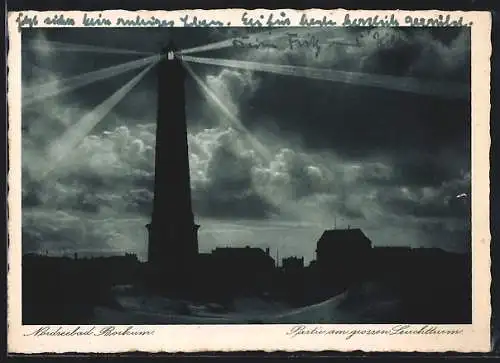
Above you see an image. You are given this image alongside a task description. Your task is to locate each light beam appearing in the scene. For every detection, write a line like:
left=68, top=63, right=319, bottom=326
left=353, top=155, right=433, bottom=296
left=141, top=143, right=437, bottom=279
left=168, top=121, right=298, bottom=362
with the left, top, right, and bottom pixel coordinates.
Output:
left=23, top=40, right=155, bottom=56
left=23, top=54, right=161, bottom=107
left=179, top=28, right=302, bottom=55
left=36, top=61, right=158, bottom=181
left=182, top=60, right=273, bottom=162
left=181, top=55, right=469, bottom=100
left=182, top=61, right=313, bottom=221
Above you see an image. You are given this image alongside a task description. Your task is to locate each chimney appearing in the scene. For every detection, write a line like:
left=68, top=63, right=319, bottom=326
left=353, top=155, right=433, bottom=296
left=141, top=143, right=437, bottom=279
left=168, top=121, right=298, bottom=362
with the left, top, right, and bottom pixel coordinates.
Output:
left=266, top=247, right=270, bottom=256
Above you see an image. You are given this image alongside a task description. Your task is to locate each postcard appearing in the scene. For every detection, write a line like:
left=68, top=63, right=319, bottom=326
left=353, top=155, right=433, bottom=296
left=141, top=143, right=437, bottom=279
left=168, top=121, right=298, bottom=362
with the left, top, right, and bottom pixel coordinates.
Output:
left=7, top=9, right=491, bottom=353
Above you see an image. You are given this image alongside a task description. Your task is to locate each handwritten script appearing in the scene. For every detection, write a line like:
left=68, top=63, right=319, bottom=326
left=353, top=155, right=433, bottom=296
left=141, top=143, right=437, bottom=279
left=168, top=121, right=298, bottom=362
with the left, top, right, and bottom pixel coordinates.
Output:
left=231, top=29, right=418, bottom=58
left=286, top=325, right=464, bottom=340
left=232, top=32, right=325, bottom=57
left=24, top=325, right=155, bottom=337
left=14, top=11, right=472, bottom=31
left=23, top=324, right=464, bottom=340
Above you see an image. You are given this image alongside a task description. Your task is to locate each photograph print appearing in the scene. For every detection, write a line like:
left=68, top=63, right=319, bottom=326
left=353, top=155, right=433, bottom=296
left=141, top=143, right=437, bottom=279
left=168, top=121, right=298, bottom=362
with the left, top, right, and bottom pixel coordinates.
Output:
left=20, top=26, right=472, bottom=325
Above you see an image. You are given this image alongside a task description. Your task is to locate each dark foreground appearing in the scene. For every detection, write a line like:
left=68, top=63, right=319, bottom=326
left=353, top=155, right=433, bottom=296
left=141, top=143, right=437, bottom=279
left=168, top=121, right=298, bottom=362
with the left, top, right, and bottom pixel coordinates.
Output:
left=22, top=247, right=471, bottom=324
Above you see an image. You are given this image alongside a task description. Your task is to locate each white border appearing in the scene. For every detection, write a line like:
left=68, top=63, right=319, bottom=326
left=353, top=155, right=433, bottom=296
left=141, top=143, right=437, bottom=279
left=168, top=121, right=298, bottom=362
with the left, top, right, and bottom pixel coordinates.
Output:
left=7, top=9, right=492, bottom=353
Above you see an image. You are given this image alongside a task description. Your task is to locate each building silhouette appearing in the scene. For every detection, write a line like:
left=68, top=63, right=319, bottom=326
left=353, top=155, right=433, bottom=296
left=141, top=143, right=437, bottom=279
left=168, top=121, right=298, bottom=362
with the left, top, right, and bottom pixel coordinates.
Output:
left=282, top=256, right=304, bottom=272
left=210, top=246, right=275, bottom=271
left=196, top=246, right=276, bottom=299
left=146, top=42, right=199, bottom=291
left=210, top=246, right=275, bottom=292
left=315, top=228, right=372, bottom=290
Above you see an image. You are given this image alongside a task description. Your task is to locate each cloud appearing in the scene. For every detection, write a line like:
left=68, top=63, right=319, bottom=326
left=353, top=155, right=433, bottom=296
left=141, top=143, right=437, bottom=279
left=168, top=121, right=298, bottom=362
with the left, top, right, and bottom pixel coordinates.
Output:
left=23, top=208, right=149, bottom=259
left=188, top=127, right=279, bottom=220
left=377, top=172, right=471, bottom=220
left=23, top=123, right=156, bottom=214
left=186, top=123, right=469, bottom=229
left=407, top=28, right=470, bottom=80
left=205, top=68, right=260, bottom=113
left=210, top=29, right=472, bottom=208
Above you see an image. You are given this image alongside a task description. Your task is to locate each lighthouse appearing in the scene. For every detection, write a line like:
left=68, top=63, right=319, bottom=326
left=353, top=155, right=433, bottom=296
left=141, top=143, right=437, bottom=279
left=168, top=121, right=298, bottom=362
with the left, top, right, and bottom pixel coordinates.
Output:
left=146, top=42, right=199, bottom=291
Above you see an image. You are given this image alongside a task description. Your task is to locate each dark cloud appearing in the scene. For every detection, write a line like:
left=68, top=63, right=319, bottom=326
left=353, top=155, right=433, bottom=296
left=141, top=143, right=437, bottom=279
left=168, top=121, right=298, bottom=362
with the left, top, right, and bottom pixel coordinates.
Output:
left=362, top=38, right=424, bottom=77
left=243, top=73, right=469, bottom=159
left=376, top=173, right=471, bottom=220
left=193, top=190, right=279, bottom=220
left=391, top=151, right=470, bottom=188
left=236, top=27, right=470, bottom=166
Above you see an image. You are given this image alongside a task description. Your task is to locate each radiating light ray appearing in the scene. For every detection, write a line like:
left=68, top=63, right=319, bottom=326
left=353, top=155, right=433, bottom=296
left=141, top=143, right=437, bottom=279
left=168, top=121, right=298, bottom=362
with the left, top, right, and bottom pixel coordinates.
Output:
left=181, top=55, right=469, bottom=100
left=182, top=61, right=311, bottom=221
left=23, top=40, right=155, bottom=56
left=182, top=61, right=273, bottom=162
left=23, top=55, right=161, bottom=107
left=36, top=62, right=158, bottom=181
left=183, top=57, right=377, bottom=226
left=179, top=28, right=303, bottom=55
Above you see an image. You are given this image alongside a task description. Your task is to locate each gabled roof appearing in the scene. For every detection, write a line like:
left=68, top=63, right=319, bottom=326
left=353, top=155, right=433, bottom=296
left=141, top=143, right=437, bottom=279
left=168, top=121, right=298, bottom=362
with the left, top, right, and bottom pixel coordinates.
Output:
left=317, top=228, right=372, bottom=248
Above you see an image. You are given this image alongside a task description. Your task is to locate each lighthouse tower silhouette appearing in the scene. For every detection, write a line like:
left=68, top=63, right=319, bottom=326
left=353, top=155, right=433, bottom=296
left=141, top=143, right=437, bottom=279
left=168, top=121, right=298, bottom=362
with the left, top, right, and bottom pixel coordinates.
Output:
left=146, top=42, right=199, bottom=292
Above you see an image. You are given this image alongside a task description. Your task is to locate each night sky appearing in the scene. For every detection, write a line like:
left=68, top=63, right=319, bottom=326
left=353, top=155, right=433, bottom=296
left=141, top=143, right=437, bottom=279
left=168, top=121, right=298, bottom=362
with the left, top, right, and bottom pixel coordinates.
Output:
left=20, top=27, right=471, bottom=263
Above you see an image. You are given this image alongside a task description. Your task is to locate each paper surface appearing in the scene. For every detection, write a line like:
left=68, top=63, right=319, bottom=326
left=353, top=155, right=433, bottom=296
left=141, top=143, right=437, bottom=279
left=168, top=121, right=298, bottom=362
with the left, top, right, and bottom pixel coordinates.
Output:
left=7, top=9, right=492, bottom=353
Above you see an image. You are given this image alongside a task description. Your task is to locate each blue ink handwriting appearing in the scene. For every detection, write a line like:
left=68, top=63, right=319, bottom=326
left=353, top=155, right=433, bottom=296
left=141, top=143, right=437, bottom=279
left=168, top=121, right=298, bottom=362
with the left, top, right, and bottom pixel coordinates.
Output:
left=404, top=14, right=467, bottom=27
left=241, top=11, right=291, bottom=27
left=343, top=14, right=399, bottom=27
left=116, top=16, right=174, bottom=27
left=83, top=13, right=111, bottom=26
left=15, top=13, right=38, bottom=31
left=179, top=15, right=224, bottom=27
